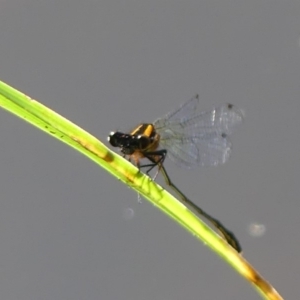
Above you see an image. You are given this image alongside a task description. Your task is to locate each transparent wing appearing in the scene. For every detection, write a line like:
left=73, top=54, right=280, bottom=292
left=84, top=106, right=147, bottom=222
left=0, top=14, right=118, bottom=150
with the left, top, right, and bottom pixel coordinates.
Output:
left=163, top=95, right=200, bottom=121
left=153, top=99, right=244, bottom=168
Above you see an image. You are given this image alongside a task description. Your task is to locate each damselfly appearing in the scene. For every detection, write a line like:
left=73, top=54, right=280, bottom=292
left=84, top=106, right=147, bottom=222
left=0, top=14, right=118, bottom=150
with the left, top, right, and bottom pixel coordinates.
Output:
left=108, top=95, right=244, bottom=252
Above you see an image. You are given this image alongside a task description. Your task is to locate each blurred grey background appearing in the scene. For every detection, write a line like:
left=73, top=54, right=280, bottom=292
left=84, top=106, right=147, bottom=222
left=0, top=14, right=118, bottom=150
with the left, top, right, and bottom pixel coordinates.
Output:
left=0, top=1, right=299, bottom=299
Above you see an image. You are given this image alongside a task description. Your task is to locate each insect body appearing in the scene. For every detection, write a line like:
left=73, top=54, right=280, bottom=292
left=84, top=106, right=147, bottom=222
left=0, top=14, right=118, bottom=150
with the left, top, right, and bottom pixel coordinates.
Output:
left=108, top=95, right=244, bottom=252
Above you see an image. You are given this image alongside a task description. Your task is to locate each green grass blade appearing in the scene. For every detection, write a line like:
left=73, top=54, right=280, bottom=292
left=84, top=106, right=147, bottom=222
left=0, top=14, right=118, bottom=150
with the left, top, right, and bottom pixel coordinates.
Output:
left=0, top=80, right=282, bottom=300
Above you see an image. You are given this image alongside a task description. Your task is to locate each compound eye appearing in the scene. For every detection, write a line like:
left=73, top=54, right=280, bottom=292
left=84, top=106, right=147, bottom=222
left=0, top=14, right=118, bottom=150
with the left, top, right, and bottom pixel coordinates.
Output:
left=107, top=132, right=120, bottom=147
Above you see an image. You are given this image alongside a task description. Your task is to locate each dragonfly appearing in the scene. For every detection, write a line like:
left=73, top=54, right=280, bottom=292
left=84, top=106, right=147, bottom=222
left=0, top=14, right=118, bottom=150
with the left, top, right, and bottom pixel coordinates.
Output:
left=108, top=95, right=244, bottom=252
